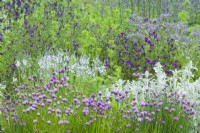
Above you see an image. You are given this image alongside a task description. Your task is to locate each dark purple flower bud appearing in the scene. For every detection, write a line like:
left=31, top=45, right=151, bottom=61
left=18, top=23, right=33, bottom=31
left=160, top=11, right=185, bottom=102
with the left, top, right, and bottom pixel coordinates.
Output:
left=190, top=111, right=195, bottom=115
left=98, top=91, right=102, bottom=97
left=59, top=69, right=65, bottom=73
left=145, top=58, right=151, bottom=64
left=52, top=72, right=56, bottom=75
left=150, top=43, right=154, bottom=47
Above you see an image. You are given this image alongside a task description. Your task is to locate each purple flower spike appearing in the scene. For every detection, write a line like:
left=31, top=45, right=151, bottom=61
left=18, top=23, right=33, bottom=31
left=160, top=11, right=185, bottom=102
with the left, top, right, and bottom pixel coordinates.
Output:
left=28, top=77, right=34, bottom=82
left=135, top=49, right=141, bottom=53
left=145, top=38, right=149, bottom=42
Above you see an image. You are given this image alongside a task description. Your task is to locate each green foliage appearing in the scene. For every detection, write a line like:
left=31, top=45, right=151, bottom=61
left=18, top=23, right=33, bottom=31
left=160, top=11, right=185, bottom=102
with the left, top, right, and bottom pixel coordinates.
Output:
left=179, top=11, right=189, bottom=23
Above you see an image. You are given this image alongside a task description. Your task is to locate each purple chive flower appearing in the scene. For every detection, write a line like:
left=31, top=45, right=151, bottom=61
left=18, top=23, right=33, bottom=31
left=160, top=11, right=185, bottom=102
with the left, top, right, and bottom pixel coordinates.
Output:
left=98, top=91, right=102, bottom=97
left=58, top=120, right=63, bottom=125
left=64, top=120, right=69, bottom=125
left=140, top=102, right=146, bottom=106
left=37, top=113, right=40, bottom=117
left=52, top=72, right=56, bottom=75
left=170, top=108, right=175, bottom=112
left=57, top=114, right=61, bottom=118
left=115, top=97, right=120, bottom=102
left=124, top=90, right=129, bottom=95
left=190, top=111, right=195, bottom=115
left=82, top=108, right=89, bottom=116
left=165, top=107, right=169, bottom=111
left=39, top=77, right=43, bottom=82
left=74, top=99, right=80, bottom=105
left=56, top=109, right=62, bottom=114
left=28, top=77, right=34, bottom=82
left=151, top=112, right=155, bottom=115
left=156, top=109, right=160, bottom=113
left=33, top=120, right=37, bottom=124
left=47, top=99, right=52, bottom=104
left=47, top=120, right=51, bottom=125
left=66, top=130, right=70, bottom=133
left=137, top=117, right=143, bottom=122
left=174, top=117, right=178, bottom=121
